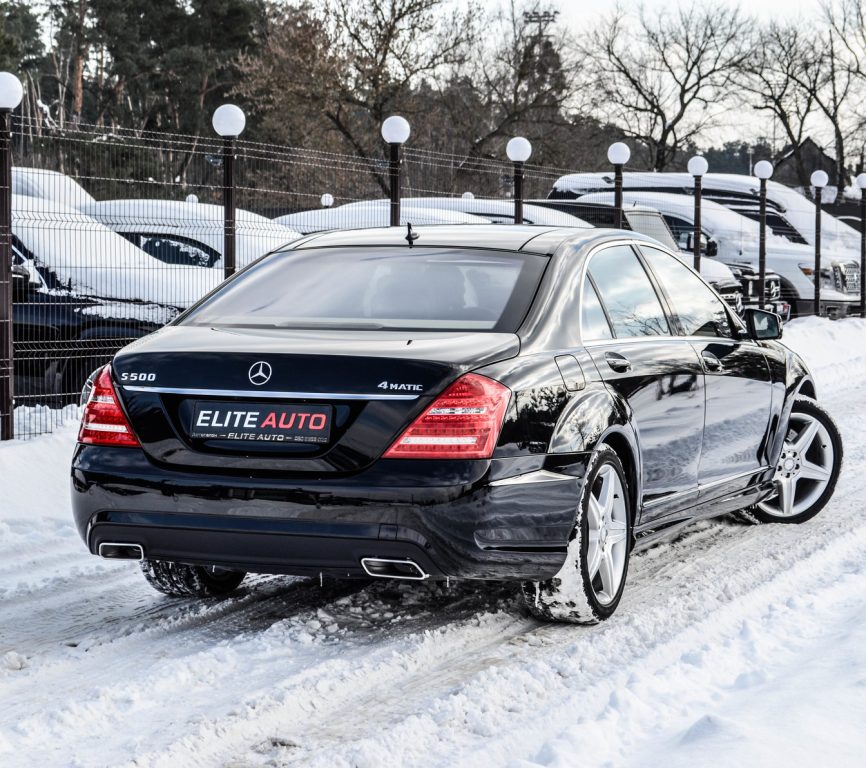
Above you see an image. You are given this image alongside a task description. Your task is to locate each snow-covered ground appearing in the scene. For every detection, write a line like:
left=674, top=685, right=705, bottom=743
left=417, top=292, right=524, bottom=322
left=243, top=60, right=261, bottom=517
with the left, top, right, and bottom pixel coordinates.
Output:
left=1, top=318, right=865, bottom=768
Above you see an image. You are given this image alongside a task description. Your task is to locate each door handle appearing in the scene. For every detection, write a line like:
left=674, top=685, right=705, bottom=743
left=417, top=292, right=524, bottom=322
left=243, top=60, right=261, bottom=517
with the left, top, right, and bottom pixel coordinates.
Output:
left=605, top=352, right=632, bottom=373
left=701, top=350, right=723, bottom=371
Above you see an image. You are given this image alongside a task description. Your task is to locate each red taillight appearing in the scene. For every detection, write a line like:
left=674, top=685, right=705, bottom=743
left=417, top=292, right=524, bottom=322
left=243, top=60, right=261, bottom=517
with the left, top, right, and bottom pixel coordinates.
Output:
left=78, top=366, right=141, bottom=448
left=384, top=373, right=511, bottom=460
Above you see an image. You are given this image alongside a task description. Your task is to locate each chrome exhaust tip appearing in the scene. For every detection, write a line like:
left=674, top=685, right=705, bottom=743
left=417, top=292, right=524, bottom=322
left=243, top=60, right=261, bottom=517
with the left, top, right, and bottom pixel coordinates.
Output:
left=360, top=557, right=429, bottom=581
left=97, top=542, right=145, bottom=561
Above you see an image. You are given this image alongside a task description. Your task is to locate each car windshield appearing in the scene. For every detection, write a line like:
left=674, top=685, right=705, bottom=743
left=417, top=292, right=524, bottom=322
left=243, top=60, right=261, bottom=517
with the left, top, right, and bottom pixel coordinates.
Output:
left=181, top=247, right=548, bottom=332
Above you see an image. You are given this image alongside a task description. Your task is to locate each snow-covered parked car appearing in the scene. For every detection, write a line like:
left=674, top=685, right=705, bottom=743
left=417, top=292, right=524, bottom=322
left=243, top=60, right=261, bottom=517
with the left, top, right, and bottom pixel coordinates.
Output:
left=13, top=195, right=221, bottom=309
left=551, top=172, right=861, bottom=317
left=274, top=202, right=491, bottom=233
left=83, top=199, right=302, bottom=270
left=11, top=196, right=179, bottom=402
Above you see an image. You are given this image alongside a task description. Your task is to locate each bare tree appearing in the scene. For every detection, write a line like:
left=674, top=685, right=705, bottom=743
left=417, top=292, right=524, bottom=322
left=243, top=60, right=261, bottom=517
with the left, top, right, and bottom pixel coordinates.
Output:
left=323, top=0, right=479, bottom=175
left=585, top=3, right=753, bottom=170
left=738, top=22, right=818, bottom=189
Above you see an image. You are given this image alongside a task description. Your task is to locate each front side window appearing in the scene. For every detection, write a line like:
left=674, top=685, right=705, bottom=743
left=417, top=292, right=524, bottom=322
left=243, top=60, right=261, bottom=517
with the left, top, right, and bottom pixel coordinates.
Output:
left=587, top=246, right=670, bottom=338
left=182, top=247, right=548, bottom=332
left=640, top=246, right=732, bottom=338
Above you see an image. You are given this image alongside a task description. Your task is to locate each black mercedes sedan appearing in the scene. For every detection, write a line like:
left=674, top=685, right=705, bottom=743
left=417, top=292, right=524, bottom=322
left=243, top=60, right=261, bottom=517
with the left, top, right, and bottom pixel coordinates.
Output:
left=71, top=225, right=842, bottom=623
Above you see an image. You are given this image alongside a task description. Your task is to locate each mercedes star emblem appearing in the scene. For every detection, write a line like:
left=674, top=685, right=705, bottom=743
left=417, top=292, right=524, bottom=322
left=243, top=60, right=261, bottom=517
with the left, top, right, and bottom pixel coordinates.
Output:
left=248, top=361, right=272, bottom=386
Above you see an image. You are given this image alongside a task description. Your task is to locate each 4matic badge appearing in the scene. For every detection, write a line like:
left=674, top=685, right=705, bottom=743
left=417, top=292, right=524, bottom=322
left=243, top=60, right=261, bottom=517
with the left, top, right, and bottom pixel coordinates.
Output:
left=377, top=380, right=424, bottom=392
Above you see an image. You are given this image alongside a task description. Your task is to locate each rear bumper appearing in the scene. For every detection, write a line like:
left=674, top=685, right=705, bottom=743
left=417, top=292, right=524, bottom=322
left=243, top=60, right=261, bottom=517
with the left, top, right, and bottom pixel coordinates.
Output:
left=71, top=446, right=589, bottom=581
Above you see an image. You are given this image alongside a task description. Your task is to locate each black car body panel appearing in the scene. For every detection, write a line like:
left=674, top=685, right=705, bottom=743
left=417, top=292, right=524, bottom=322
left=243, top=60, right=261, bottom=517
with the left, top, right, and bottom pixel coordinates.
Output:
left=71, top=225, right=812, bottom=580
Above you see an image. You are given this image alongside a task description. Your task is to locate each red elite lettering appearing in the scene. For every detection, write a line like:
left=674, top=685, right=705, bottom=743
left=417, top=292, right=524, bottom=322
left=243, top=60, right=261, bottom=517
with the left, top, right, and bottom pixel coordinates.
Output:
left=309, top=414, right=326, bottom=430
left=261, top=412, right=277, bottom=429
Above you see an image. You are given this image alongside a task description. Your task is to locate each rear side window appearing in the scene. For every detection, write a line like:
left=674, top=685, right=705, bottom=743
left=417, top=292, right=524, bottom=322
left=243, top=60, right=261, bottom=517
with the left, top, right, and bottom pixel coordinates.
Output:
left=580, top=279, right=613, bottom=340
left=181, top=247, right=548, bottom=332
left=640, top=246, right=732, bottom=338
left=588, top=246, right=670, bottom=337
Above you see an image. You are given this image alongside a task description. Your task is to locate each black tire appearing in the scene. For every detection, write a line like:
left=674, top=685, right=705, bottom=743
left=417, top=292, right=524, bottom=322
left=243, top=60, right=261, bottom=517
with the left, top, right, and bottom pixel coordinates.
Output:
left=737, top=397, right=842, bottom=525
left=521, top=445, right=633, bottom=624
left=141, top=560, right=246, bottom=597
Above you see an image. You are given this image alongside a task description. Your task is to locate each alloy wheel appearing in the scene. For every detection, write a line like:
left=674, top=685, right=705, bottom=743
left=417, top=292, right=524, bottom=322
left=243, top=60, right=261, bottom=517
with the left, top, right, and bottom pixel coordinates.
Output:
left=758, top=412, right=834, bottom=518
left=586, top=465, right=629, bottom=605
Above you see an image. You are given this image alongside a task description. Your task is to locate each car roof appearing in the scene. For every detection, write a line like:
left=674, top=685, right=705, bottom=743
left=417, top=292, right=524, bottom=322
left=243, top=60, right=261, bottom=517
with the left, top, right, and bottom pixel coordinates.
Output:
left=289, top=224, right=658, bottom=255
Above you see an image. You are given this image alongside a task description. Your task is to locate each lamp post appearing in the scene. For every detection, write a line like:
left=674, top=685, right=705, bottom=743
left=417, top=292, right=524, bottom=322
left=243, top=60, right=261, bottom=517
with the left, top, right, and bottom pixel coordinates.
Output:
left=506, top=137, right=532, bottom=224
left=381, top=116, right=410, bottom=227
left=688, top=155, right=708, bottom=273
left=811, top=169, right=829, bottom=316
left=857, top=173, right=866, bottom=319
left=320, top=193, right=334, bottom=209
left=212, top=104, right=246, bottom=281
left=754, top=160, right=774, bottom=311
left=0, top=71, right=22, bottom=441
left=607, top=142, right=630, bottom=229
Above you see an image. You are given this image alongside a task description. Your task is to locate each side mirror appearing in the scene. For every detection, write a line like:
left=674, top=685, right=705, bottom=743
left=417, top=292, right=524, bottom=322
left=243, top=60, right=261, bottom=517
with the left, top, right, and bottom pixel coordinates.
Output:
left=682, top=232, right=709, bottom=253
left=706, top=239, right=718, bottom=257
left=744, top=308, right=782, bottom=341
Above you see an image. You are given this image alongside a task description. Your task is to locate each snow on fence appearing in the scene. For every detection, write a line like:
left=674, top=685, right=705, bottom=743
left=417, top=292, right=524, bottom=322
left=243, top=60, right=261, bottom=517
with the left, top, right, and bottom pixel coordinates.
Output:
left=2, top=114, right=862, bottom=439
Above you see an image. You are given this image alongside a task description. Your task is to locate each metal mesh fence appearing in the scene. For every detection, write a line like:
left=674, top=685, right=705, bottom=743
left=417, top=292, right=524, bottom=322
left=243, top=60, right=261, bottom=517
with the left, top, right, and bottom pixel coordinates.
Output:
left=3, top=115, right=864, bottom=439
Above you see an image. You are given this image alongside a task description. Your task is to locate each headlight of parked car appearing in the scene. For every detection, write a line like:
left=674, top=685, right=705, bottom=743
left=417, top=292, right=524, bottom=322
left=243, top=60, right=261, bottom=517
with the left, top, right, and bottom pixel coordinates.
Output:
left=799, top=264, right=836, bottom=291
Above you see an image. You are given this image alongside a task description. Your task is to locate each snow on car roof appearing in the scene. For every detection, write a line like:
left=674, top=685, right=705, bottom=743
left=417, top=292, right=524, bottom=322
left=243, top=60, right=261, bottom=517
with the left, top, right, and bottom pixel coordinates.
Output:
left=385, top=197, right=594, bottom=228
left=12, top=167, right=96, bottom=209
left=274, top=203, right=493, bottom=234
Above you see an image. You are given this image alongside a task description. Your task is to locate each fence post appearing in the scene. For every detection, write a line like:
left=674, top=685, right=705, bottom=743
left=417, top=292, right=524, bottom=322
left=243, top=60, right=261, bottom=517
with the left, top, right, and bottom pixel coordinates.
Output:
left=212, top=104, right=246, bottom=280
left=754, top=161, right=774, bottom=311
left=0, top=72, right=22, bottom=441
left=381, top=116, right=410, bottom=227
left=811, top=170, right=828, bottom=316
left=506, top=137, right=532, bottom=224
left=607, top=142, right=630, bottom=229
left=857, top=173, right=866, bottom=319
left=688, top=156, right=708, bottom=273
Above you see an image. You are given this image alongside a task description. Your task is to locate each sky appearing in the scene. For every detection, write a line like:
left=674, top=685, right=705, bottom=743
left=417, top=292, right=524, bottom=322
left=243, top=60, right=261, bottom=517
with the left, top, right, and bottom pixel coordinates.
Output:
left=546, top=0, right=830, bottom=149
left=553, top=0, right=821, bottom=25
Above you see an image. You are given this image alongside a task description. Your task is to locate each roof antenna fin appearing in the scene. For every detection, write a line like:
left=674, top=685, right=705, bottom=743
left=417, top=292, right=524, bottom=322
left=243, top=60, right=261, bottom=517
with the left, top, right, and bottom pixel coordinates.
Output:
left=405, top=222, right=420, bottom=248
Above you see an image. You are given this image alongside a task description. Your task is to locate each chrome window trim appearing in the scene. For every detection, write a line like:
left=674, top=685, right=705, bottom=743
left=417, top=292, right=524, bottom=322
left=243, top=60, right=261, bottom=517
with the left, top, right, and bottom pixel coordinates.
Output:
left=121, top=385, right=419, bottom=401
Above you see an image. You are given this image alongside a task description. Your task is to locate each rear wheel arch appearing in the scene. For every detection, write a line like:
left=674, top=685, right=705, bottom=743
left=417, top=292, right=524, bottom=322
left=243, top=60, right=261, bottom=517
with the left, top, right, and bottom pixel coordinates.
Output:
left=597, top=429, right=640, bottom=525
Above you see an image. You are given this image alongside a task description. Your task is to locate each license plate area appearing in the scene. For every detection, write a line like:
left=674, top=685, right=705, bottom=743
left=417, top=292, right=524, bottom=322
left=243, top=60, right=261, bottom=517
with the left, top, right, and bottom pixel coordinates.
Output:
left=190, top=401, right=333, bottom=444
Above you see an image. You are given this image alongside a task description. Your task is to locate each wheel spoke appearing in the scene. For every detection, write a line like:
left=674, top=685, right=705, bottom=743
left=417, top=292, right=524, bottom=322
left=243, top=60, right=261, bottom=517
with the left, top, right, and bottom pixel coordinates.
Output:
left=586, top=539, right=602, bottom=579
left=777, top=476, right=796, bottom=516
left=587, top=496, right=604, bottom=531
left=607, top=529, right=627, bottom=546
left=792, top=418, right=820, bottom=453
left=799, top=459, right=831, bottom=483
left=598, top=548, right=616, bottom=596
left=596, top=469, right=613, bottom=517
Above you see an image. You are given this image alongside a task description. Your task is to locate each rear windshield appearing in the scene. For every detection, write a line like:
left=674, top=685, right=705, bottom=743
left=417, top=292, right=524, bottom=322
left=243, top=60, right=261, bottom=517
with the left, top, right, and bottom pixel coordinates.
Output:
left=181, top=246, right=548, bottom=332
